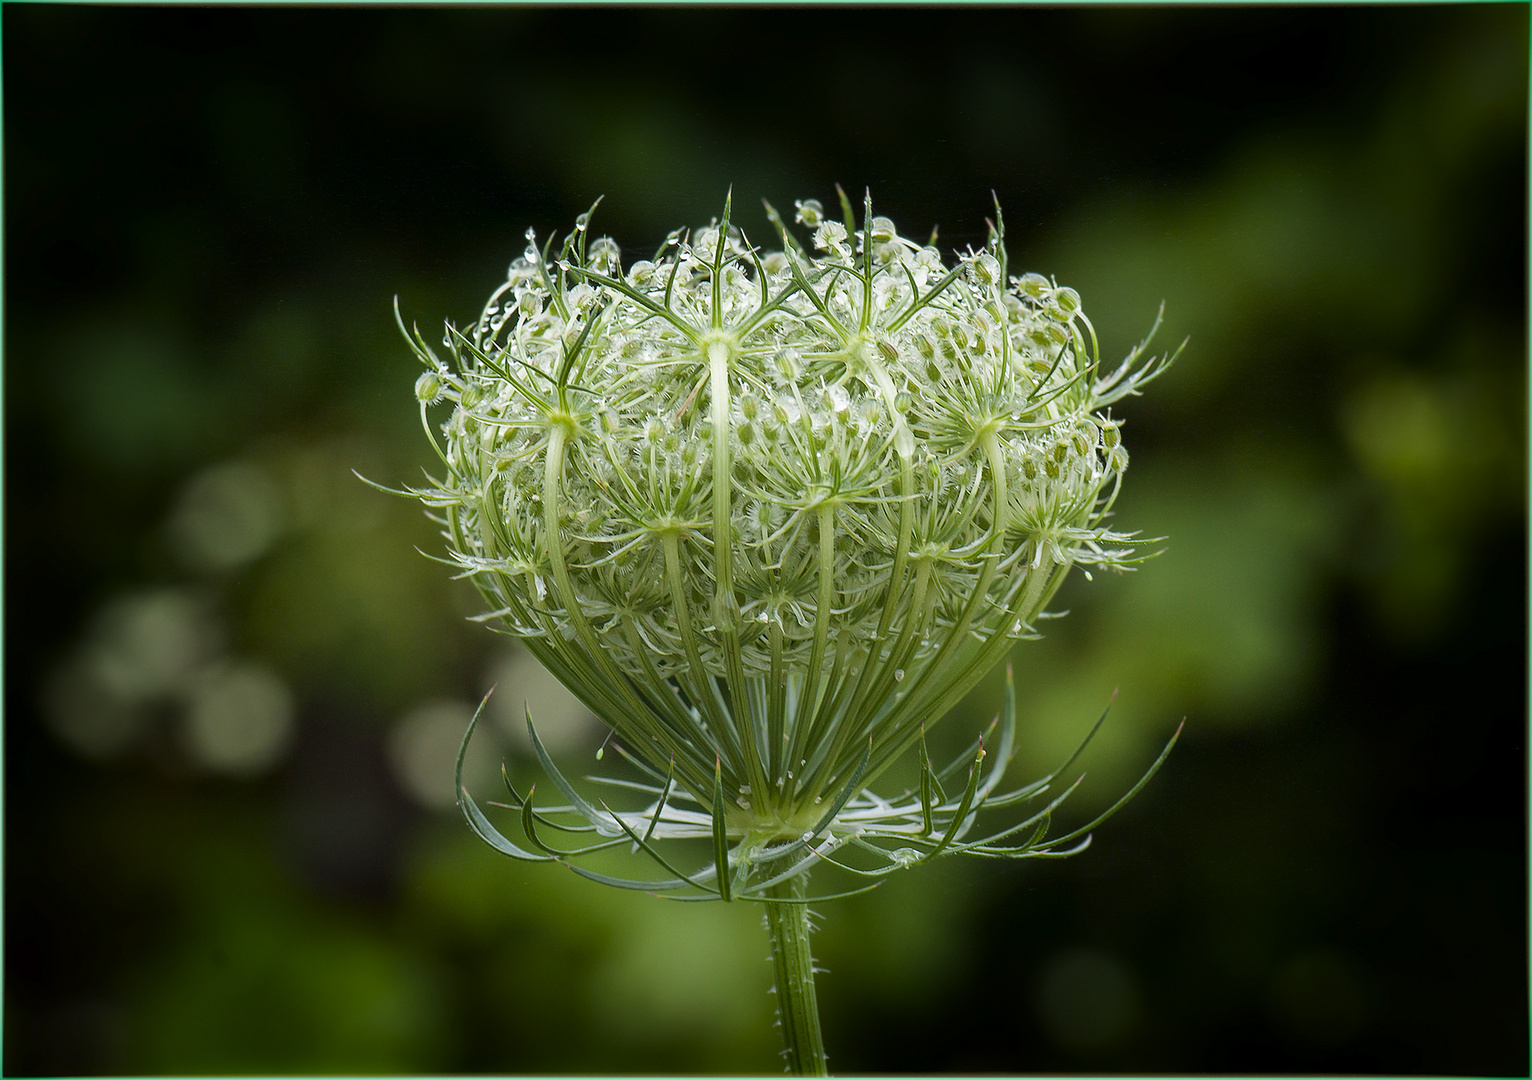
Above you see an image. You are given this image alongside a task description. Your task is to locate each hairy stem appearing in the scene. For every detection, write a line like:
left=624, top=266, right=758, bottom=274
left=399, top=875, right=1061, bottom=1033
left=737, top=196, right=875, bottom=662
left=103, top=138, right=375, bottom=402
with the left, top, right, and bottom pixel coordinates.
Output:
left=765, top=873, right=828, bottom=1076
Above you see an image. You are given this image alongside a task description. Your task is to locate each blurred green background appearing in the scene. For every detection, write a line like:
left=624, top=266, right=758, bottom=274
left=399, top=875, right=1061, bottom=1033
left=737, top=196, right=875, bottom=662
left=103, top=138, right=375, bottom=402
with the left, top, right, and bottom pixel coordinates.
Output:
left=5, top=5, right=1526, bottom=1075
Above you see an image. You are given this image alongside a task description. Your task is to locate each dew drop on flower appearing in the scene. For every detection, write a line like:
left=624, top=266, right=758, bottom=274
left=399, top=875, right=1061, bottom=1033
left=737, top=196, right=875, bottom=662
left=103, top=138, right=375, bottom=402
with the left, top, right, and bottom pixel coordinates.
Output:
left=894, top=668, right=905, bottom=681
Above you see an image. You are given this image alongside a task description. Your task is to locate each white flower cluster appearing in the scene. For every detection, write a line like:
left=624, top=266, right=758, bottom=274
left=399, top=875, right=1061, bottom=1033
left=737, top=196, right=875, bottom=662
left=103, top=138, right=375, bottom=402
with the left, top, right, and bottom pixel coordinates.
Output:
left=402, top=191, right=1171, bottom=841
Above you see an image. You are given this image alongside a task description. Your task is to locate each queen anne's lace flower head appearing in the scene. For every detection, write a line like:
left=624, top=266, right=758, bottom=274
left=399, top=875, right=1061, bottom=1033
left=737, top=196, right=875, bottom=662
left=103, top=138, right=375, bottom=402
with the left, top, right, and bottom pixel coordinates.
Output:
left=396, top=190, right=1178, bottom=900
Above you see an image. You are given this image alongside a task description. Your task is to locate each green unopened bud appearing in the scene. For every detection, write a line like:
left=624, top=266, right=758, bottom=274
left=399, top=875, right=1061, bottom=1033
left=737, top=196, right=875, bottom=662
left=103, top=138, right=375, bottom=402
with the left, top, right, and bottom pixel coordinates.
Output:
left=794, top=198, right=824, bottom=227
left=1017, top=272, right=1050, bottom=298
left=415, top=371, right=444, bottom=404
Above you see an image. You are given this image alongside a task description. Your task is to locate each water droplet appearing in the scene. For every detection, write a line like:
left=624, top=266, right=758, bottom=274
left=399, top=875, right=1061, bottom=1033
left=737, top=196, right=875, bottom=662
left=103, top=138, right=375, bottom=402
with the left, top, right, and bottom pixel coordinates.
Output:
left=894, top=668, right=905, bottom=681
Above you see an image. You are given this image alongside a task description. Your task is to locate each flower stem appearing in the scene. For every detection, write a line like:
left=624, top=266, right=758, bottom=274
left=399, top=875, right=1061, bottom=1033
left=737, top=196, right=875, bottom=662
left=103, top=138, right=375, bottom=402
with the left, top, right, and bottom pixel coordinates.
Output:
left=765, top=872, right=828, bottom=1076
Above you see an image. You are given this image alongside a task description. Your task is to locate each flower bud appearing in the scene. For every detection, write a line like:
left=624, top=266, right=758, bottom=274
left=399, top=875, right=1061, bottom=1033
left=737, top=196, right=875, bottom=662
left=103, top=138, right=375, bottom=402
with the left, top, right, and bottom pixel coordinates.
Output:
left=1017, top=272, right=1049, bottom=298
left=415, top=371, right=444, bottom=404
left=400, top=192, right=1171, bottom=875
left=813, top=221, right=847, bottom=252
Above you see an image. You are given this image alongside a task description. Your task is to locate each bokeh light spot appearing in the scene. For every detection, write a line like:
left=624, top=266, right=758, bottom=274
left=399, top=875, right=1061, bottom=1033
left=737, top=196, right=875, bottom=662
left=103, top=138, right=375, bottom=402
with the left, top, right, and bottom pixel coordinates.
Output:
left=1268, top=948, right=1373, bottom=1045
left=388, top=698, right=502, bottom=810
left=1037, top=948, right=1143, bottom=1053
left=486, top=645, right=601, bottom=755
left=183, top=660, right=295, bottom=775
left=90, top=588, right=220, bottom=702
left=168, top=458, right=285, bottom=573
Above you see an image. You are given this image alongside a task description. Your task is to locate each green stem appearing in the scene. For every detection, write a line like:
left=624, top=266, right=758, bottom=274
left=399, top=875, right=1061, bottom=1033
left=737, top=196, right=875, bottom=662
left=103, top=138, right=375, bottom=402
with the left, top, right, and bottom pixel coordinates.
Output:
left=765, top=872, right=828, bottom=1076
